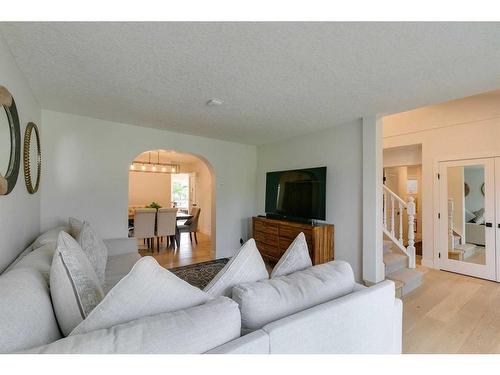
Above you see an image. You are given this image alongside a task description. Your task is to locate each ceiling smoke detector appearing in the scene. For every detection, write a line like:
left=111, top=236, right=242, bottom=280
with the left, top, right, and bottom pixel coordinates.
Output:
left=206, top=98, right=223, bottom=106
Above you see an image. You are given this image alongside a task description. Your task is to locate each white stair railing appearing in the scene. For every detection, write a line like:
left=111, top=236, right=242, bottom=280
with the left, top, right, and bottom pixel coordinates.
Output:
left=382, top=185, right=416, bottom=268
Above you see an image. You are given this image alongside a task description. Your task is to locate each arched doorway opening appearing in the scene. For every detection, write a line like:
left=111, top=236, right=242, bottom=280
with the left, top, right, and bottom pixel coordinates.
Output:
left=128, top=149, right=216, bottom=267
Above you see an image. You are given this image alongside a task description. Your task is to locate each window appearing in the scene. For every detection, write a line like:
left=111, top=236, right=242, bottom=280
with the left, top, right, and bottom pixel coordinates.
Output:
left=171, top=173, right=189, bottom=209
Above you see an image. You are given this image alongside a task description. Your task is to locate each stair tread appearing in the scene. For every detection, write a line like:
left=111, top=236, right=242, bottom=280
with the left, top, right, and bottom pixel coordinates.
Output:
left=387, top=268, right=423, bottom=284
left=383, top=252, right=407, bottom=265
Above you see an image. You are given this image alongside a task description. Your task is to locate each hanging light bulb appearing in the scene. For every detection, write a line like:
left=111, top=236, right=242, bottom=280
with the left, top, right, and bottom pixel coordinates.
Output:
left=141, top=164, right=146, bottom=171
left=130, top=164, right=135, bottom=170
left=152, top=165, right=157, bottom=172
left=162, top=166, right=167, bottom=172
left=171, top=166, right=176, bottom=173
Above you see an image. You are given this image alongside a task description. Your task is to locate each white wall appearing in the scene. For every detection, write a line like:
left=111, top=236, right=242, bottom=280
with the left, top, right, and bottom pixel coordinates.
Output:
left=41, top=110, right=257, bottom=259
left=464, top=167, right=484, bottom=212
left=186, top=160, right=212, bottom=235
left=128, top=171, right=172, bottom=208
left=383, top=92, right=500, bottom=267
left=256, top=120, right=364, bottom=280
left=0, top=36, right=41, bottom=272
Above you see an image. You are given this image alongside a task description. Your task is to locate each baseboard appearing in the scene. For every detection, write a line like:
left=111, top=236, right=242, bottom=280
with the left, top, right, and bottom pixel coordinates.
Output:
left=421, top=258, right=436, bottom=268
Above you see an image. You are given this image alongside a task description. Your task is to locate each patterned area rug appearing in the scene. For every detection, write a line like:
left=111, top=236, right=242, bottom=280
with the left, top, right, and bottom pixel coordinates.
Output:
left=169, top=258, right=229, bottom=289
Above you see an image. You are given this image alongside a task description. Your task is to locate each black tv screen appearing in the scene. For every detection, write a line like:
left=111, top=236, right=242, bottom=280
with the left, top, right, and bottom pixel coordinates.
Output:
left=265, top=167, right=326, bottom=221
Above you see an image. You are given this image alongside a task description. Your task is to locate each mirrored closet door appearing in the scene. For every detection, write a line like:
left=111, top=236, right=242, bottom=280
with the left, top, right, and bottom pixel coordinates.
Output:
left=439, top=158, right=497, bottom=281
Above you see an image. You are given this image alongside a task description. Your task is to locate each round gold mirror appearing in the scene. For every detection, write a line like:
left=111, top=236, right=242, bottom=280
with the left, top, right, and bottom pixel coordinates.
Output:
left=0, top=86, right=21, bottom=196
left=23, top=122, right=41, bottom=194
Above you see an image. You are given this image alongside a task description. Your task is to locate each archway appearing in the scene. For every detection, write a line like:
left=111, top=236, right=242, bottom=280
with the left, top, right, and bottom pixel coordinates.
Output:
left=128, top=149, right=216, bottom=267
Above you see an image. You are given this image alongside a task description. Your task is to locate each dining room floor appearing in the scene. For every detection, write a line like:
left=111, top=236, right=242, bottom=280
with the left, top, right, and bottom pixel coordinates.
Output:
left=138, top=231, right=214, bottom=269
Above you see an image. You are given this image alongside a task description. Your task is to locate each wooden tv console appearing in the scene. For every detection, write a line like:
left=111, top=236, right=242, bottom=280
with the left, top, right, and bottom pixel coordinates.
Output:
left=252, top=216, right=334, bottom=265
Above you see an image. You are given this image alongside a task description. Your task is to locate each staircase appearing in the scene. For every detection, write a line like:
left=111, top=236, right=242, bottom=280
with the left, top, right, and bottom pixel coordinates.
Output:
left=382, top=185, right=424, bottom=296
left=383, top=239, right=423, bottom=297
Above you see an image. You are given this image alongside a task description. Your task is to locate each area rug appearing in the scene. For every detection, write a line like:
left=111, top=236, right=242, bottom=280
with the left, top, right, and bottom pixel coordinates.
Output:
left=169, top=258, right=229, bottom=289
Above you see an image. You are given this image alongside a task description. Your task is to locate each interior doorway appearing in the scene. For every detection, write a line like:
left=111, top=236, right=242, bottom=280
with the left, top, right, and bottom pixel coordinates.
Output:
left=128, top=149, right=216, bottom=268
left=438, top=157, right=500, bottom=281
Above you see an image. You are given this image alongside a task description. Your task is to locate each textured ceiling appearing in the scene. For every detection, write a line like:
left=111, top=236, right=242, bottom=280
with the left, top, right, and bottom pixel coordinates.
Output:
left=1, top=22, right=500, bottom=145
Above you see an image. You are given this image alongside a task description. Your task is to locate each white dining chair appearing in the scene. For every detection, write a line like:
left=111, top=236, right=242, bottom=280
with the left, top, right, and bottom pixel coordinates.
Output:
left=178, top=207, right=201, bottom=244
left=133, top=208, right=157, bottom=250
left=156, top=207, right=178, bottom=250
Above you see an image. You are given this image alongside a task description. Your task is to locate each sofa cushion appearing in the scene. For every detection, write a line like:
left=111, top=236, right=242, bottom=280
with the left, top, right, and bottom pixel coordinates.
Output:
left=71, top=257, right=209, bottom=335
left=204, top=239, right=268, bottom=297
left=9, top=243, right=56, bottom=281
left=50, top=232, right=104, bottom=336
left=68, top=217, right=84, bottom=239
left=104, top=252, right=141, bottom=291
left=32, top=226, right=69, bottom=249
left=25, top=297, right=241, bottom=354
left=262, top=280, right=398, bottom=353
left=77, top=222, right=108, bottom=286
left=232, top=260, right=355, bottom=333
left=271, top=232, right=312, bottom=278
left=0, top=268, right=62, bottom=353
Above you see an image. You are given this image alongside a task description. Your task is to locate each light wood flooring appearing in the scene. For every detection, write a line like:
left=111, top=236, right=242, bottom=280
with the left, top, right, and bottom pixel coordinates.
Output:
left=138, top=232, right=215, bottom=269
left=403, top=265, right=500, bottom=353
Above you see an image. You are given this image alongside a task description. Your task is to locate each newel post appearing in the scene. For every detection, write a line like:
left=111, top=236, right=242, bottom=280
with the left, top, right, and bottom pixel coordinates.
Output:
left=407, top=196, right=416, bottom=268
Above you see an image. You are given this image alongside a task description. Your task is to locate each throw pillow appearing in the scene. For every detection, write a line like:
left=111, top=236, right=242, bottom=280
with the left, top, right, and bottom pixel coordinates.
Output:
left=474, top=208, right=485, bottom=225
left=77, top=222, right=108, bottom=286
left=464, top=209, right=476, bottom=223
left=50, top=232, right=104, bottom=336
left=70, top=256, right=209, bottom=335
left=68, top=217, right=84, bottom=239
left=271, top=232, right=312, bottom=278
left=204, top=239, right=269, bottom=298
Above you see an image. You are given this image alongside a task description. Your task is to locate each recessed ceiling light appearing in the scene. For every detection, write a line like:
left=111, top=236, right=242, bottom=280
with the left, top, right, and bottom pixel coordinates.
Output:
left=206, top=98, right=223, bottom=106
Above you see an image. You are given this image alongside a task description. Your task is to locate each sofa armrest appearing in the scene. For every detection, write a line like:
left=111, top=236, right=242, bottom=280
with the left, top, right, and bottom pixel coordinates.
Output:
left=103, top=238, right=138, bottom=256
left=393, top=297, right=403, bottom=353
left=205, top=329, right=270, bottom=354
left=261, top=280, right=400, bottom=353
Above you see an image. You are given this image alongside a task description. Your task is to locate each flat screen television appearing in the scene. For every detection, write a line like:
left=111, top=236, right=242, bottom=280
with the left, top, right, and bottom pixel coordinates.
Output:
left=265, top=166, right=326, bottom=222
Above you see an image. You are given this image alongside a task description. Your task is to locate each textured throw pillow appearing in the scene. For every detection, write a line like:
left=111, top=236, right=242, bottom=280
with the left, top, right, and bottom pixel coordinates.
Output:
left=68, top=217, right=84, bottom=239
left=204, top=239, right=269, bottom=298
left=464, top=209, right=476, bottom=223
left=50, top=232, right=104, bottom=336
left=271, top=232, right=312, bottom=278
left=474, top=208, right=485, bottom=225
left=233, top=260, right=356, bottom=333
left=77, top=222, right=108, bottom=286
left=70, top=256, right=209, bottom=335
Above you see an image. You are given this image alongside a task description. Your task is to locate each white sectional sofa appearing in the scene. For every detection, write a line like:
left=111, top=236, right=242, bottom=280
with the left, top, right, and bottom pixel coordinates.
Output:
left=0, top=226, right=402, bottom=354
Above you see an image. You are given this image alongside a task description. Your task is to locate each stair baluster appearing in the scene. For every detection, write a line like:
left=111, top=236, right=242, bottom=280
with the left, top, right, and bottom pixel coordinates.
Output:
left=382, top=185, right=416, bottom=269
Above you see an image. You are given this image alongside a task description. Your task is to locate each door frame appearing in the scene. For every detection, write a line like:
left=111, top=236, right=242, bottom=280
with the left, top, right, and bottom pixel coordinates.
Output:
left=438, top=157, right=496, bottom=281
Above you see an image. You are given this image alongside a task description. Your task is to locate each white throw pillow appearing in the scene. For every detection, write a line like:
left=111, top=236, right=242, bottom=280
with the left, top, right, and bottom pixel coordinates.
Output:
left=474, top=208, right=486, bottom=225
left=77, top=222, right=108, bottom=286
left=271, top=232, right=312, bottom=278
left=70, top=256, right=209, bottom=335
left=50, top=232, right=104, bottom=336
left=204, top=239, right=269, bottom=298
left=68, top=217, right=84, bottom=239
left=464, top=209, right=476, bottom=223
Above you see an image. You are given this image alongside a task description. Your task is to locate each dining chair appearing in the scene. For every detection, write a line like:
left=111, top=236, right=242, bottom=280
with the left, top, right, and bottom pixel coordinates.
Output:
left=178, top=207, right=201, bottom=244
left=133, top=208, right=157, bottom=250
left=156, top=207, right=178, bottom=251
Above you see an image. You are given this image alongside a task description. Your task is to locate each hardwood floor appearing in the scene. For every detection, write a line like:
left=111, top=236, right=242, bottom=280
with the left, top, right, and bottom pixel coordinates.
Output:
left=403, top=265, right=500, bottom=353
left=138, top=232, right=215, bottom=269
